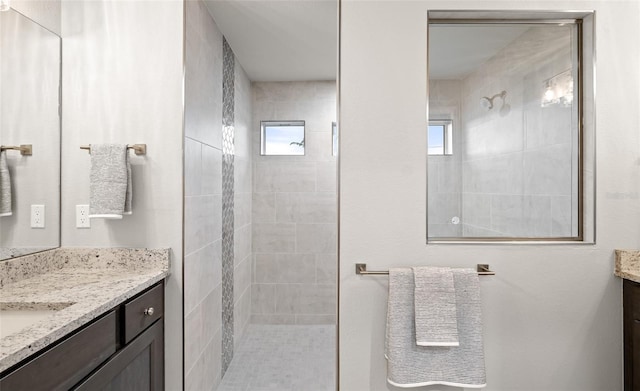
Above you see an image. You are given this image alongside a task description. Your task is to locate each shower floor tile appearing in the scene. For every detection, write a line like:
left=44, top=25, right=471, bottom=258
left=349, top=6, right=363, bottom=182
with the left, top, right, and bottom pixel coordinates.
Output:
left=217, top=324, right=336, bottom=391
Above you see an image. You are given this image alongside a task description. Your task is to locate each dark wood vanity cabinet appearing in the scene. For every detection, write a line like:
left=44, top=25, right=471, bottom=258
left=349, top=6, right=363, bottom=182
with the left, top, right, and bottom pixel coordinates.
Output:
left=73, top=319, right=163, bottom=390
left=0, top=281, right=164, bottom=391
left=624, top=279, right=640, bottom=391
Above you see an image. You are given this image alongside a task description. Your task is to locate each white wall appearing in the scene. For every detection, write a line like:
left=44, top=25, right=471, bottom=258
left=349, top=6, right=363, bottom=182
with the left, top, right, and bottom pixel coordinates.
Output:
left=11, top=0, right=60, bottom=35
left=339, top=1, right=640, bottom=390
left=60, top=1, right=183, bottom=389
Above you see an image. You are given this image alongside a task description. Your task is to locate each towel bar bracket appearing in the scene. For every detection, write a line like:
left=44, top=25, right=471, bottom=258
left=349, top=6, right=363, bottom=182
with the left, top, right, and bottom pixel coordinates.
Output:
left=0, top=144, right=32, bottom=156
left=355, top=263, right=495, bottom=276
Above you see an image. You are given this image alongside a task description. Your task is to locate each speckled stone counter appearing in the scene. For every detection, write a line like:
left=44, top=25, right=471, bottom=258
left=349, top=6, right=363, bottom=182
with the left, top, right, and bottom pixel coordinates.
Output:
left=0, top=248, right=170, bottom=373
left=614, top=250, right=640, bottom=283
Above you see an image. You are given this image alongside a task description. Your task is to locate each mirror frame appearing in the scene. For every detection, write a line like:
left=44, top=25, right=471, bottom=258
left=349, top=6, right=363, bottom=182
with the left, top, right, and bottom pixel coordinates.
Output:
left=426, top=10, right=595, bottom=244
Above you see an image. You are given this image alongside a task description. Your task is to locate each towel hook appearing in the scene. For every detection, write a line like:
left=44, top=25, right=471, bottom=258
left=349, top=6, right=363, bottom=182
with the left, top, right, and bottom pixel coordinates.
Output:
left=0, top=144, right=32, bottom=156
left=80, top=144, right=147, bottom=155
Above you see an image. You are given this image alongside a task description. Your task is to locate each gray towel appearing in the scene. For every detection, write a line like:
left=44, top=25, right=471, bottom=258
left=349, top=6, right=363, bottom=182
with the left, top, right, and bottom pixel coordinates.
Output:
left=89, top=144, right=132, bottom=219
left=386, top=268, right=486, bottom=388
left=412, top=266, right=459, bottom=346
left=0, top=151, right=12, bottom=217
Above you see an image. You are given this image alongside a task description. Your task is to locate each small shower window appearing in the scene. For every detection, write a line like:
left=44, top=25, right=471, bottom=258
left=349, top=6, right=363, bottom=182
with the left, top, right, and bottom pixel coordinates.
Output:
left=261, top=121, right=305, bottom=156
left=428, top=120, right=453, bottom=155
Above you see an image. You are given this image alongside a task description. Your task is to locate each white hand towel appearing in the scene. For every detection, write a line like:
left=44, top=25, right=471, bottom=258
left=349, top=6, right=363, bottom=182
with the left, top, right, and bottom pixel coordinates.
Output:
left=89, top=144, right=132, bottom=219
left=386, top=268, right=486, bottom=388
left=412, top=266, right=459, bottom=346
left=0, top=151, right=12, bottom=217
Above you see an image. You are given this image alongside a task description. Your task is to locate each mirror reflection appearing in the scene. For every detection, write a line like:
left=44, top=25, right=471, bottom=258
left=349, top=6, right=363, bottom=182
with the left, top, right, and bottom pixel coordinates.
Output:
left=427, top=19, right=584, bottom=240
left=0, top=9, right=61, bottom=260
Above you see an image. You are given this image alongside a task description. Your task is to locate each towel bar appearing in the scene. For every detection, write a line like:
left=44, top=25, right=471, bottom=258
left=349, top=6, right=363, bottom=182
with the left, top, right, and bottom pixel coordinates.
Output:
left=80, top=144, right=147, bottom=155
left=0, top=145, right=32, bottom=156
left=355, top=263, right=495, bottom=276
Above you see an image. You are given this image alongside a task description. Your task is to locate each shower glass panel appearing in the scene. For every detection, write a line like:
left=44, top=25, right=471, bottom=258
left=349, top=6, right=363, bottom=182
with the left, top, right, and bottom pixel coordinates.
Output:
left=427, top=12, right=595, bottom=242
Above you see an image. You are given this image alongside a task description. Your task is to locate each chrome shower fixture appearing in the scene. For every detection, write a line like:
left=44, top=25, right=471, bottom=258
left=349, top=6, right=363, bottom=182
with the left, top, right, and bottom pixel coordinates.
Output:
left=480, top=90, right=507, bottom=110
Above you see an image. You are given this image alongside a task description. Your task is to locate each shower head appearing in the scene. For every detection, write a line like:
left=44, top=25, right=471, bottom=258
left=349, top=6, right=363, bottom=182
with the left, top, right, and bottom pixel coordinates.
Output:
left=480, top=96, right=493, bottom=110
left=481, top=90, right=508, bottom=111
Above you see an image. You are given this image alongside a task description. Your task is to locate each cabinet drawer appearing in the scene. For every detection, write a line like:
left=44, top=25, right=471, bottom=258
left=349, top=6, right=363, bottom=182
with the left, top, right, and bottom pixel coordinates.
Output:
left=0, top=310, right=117, bottom=391
left=124, top=282, right=164, bottom=344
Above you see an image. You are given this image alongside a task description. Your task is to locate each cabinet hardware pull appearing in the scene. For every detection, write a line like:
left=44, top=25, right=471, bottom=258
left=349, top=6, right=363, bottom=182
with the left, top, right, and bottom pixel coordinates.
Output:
left=144, top=307, right=155, bottom=316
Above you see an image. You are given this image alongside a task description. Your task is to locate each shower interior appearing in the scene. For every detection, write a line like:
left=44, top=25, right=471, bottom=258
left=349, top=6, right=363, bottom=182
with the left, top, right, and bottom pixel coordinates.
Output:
left=221, top=80, right=338, bottom=391
left=183, top=2, right=337, bottom=389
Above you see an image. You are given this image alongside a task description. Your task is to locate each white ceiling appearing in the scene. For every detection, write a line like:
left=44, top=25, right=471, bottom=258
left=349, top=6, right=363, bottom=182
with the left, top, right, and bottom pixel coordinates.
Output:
left=202, top=3, right=527, bottom=83
left=429, top=25, right=529, bottom=79
left=204, top=0, right=338, bottom=82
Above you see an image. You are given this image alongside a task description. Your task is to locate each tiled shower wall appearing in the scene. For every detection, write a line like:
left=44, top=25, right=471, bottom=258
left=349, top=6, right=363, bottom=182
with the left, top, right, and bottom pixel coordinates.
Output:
left=184, top=1, right=251, bottom=389
left=427, top=79, right=462, bottom=237
left=460, top=26, right=576, bottom=237
left=251, top=81, right=337, bottom=325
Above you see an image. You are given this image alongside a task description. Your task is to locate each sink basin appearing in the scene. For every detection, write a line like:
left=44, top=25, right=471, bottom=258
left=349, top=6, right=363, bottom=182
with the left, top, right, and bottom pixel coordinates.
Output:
left=0, top=303, right=74, bottom=339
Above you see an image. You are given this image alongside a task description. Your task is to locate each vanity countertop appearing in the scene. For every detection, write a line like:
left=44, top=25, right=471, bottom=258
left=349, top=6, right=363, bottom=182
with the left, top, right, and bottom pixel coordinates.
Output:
left=615, top=250, right=640, bottom=283
left=0, top=248, right=170, bottom=373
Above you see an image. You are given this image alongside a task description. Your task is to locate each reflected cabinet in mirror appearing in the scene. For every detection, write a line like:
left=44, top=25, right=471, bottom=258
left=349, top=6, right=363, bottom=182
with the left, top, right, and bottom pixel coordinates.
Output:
left=0, top=9, right=61, bottom=259
left=427, top=11, right=595, bottom=242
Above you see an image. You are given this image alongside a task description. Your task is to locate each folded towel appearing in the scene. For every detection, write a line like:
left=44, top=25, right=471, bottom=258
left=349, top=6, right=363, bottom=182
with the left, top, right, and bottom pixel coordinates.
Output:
left=0, top=151, right=12, bottom=217
left=412, top=266, right=459, bottom=346
left=89, top=144, right=132, bottom=219
left=386, top=268, right=486, bottom=388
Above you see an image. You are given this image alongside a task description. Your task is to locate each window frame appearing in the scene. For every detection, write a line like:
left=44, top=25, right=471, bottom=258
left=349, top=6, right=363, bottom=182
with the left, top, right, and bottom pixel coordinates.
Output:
left=428, top=119, right=453, bottom=156
left=260, top=120, right=306, bottom=156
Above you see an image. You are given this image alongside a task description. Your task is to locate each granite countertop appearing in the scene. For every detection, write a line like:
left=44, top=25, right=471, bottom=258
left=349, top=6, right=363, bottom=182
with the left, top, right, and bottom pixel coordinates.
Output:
left=0, top=248, right=170, bottom=373
left=615, top=250, right=640, bottom=283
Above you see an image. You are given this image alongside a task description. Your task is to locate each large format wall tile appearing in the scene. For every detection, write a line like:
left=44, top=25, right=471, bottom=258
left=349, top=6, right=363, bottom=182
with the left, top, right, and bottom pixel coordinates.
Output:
left=296, top=224, right=337, bottom=254
left=184, top=0, right=252, bottom=387
left=254, top=253, right=317, bottom=284
left=275, top=284, right=337, bottom=314
left=184, top=0, right=222, bottom=148
left=254, top=162, right=317, bottom=192
left=251, top=81, right=337, bottom=325
left=276, top=193, right=337, bottom=223
left=202, top=145, right=223, bottom=196
left=184, top=240, right=222, bottom=314
left=184, top=194, right=222, bottom=255
left=253, top=223, right=296, bottom=253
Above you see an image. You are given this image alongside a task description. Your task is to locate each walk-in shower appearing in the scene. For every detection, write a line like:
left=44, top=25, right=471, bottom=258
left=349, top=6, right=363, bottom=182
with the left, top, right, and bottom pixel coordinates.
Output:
left=183, top=1, right=338, bottom=390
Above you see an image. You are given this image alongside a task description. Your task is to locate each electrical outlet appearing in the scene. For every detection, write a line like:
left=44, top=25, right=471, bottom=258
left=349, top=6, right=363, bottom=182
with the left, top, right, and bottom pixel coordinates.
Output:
left=76, top=205, right=90, bottom=228
left=31, top=205, right=45, bottom=228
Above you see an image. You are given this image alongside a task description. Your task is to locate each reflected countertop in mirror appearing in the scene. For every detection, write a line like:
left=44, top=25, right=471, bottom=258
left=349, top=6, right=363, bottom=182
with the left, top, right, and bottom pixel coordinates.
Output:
left=0, top=8, right=61, bottom=260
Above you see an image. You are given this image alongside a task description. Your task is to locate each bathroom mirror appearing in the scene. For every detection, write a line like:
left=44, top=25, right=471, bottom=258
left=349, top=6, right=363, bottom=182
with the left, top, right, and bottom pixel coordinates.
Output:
left=427, top=11, right=594, bottom=242
left=0, top=8, right=61, bottom=260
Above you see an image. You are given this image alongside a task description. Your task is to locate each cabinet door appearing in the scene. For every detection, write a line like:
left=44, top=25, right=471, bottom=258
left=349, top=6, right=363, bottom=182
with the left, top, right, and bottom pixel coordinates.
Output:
left=74, top=320, right=164, bottom=391
left=634, top=320, right=640, bottom=391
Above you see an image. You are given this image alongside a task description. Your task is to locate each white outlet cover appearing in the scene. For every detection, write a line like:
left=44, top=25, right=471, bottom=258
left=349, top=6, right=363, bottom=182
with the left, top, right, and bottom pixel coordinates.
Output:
left=76, top=205, right=90, bottom=228
left=30, top=205, right=45, bottom=228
